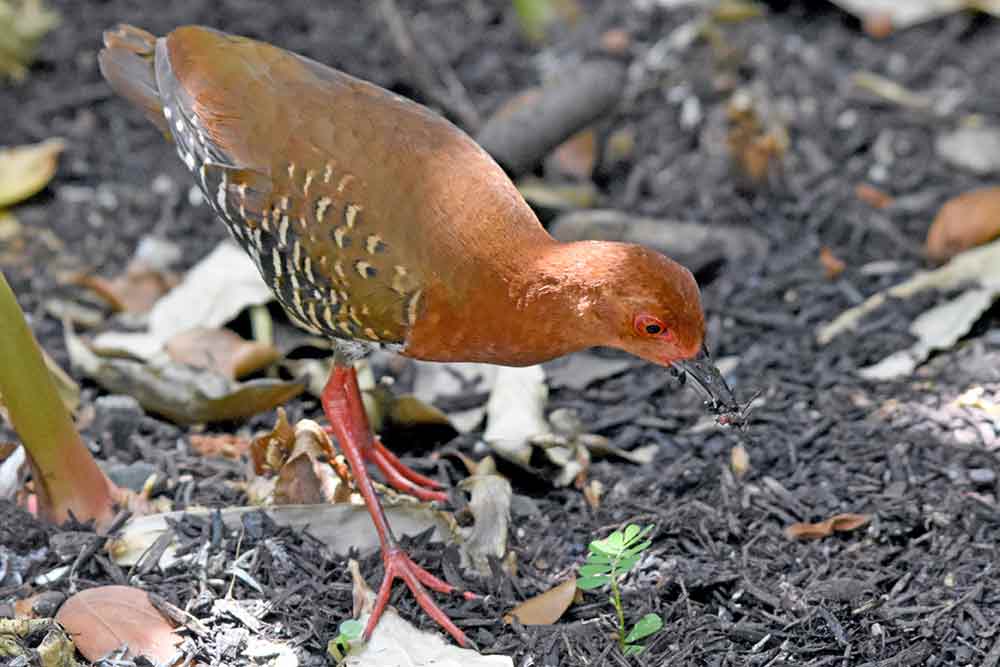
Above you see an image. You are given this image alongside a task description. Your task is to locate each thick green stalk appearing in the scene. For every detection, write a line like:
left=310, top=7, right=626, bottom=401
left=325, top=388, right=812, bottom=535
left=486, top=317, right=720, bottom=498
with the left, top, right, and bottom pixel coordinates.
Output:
left=0, top=271, right=117, bottom=526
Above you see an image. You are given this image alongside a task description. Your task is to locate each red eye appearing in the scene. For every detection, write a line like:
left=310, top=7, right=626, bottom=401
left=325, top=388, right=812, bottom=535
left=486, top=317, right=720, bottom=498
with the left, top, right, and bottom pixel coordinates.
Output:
left=634, top=314, right=669, bottom=338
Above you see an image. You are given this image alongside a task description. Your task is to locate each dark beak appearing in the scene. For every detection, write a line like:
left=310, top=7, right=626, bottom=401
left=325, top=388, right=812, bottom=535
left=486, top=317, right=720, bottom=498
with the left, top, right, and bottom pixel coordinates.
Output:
left=674, top=344, right=739, bottom=414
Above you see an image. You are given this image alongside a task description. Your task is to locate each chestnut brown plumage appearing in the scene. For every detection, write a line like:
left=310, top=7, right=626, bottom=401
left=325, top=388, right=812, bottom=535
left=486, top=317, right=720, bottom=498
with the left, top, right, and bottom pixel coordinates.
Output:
left=99, top=24, right=736, bottom=645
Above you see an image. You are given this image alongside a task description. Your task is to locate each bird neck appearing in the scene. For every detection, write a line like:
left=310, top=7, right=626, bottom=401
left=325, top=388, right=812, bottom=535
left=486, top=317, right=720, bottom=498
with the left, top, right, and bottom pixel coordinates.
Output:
left=404, top=240, right=619, bottom=366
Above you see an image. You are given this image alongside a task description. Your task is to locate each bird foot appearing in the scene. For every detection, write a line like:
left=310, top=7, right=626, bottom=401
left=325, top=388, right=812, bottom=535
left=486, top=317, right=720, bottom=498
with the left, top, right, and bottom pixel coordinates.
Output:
left=324, top=426, right=448, bottom=503
left=365, top=546, right=471, bottom=646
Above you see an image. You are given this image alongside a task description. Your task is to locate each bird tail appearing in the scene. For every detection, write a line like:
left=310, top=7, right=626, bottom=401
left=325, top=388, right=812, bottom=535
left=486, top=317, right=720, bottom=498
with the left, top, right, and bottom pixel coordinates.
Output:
left=98, top=24, right=169, bottom=135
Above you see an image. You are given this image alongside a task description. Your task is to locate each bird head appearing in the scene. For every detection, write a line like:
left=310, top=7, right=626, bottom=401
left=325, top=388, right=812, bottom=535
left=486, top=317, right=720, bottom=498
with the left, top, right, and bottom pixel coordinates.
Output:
left=593, top=244, right=739, bottom=413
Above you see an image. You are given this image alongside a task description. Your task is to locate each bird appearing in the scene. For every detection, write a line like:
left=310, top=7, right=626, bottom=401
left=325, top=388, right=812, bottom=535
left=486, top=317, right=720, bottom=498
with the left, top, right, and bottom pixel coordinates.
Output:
left=98, top=24, right=739, bottom=647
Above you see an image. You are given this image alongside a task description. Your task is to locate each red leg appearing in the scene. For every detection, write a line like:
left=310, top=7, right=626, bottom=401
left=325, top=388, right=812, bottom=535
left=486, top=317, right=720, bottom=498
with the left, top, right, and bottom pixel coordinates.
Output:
left=322, top=431, right=446, bottom=501
left=321, top=364, right=469, bottom=646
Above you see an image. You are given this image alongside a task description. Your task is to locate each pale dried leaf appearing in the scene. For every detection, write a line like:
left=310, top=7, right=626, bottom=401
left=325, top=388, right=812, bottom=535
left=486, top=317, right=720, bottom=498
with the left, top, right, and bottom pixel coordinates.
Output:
left=0, top=443, right=26, bottom=501
left=411, top=361, right=498, bottom=433
left=0, top=139, right=63, bottom=208
left=936, top=125, right=1000, bottom=174
left=484, top=365, right=549, bottom=467
left=54, top=585, right=182, bottom=662
left=0, top=0, right=60, bottom=80
left=91, top=241, right=274, bottom=360
left=503, top=578, right=577, bottom=625
left=731, top=443, right=750, bottom=478
left=828, top=0, right=1000, bottom=30
left=818, top=237, right=1000, bottom=345
left=858, top=288, right=999, bottom=380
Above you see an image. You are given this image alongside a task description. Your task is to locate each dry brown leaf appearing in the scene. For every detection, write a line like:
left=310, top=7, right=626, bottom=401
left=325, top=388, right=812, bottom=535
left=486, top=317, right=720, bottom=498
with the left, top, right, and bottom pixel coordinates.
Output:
left=54, top=585, right=182, bottom=662
left=550, top=128, right=597, bottom=180
left=862, top=11, right=894, bottom=38
left=189, top=433, right=250, bottom=460
left=926, top=186, right=1000, bottom=263
left=275, top=452, right=326, bottom=505
left=819, top=247, right=847, bottom=279
left=0, top=138, right=64, bottom=208
left=785, top=513, right=871, bottom=540
left=503, top=577, right=577, bottom=625
left=855, top=182, right=893, bottom=209
left=727, top=97, right=787, bottom=186
left=166, top=326, right=280, bottom=379
left=72, top=261, right=176, bottom=314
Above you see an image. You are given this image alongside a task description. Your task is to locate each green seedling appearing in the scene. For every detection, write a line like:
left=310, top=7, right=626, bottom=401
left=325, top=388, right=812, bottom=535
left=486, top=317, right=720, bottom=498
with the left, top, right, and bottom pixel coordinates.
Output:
left=0, top=271, right=119, bottom=527
left=326, top=619, right=364, bottom=663
left=578, top=524, right=663, bottom=656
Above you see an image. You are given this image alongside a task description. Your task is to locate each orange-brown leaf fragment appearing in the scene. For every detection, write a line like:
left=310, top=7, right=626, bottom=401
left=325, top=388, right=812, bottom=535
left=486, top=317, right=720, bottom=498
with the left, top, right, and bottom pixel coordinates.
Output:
left=785, top=513, right=871, bottom=540
left=166, top=326, right=280, bottom=380
left=551, top=129, right=597, bottom=180
left=863, top=11, right=894, bottom=39
left=504, top=577, right=577, bottom=625
left=855, top=182, right=893, bottom=209
left=926, top=186, right=1000, bottom=263
left=819, top=246, right=846, bottom=279
left=55, top=585, right=182, bottom=662
left=189, top=433, right=250, bottom=460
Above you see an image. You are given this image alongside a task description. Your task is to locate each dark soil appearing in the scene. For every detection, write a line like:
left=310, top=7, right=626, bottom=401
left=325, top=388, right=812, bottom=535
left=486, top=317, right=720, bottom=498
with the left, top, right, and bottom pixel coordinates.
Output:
left=3, top=1, right=1000, bottom=666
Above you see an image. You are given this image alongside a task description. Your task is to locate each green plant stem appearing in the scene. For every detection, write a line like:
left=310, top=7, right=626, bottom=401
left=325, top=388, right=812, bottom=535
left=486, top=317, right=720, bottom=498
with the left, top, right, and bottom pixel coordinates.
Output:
left=610, top=572, right=626, bottom=650
left=0, top=271, right=117, bottom=526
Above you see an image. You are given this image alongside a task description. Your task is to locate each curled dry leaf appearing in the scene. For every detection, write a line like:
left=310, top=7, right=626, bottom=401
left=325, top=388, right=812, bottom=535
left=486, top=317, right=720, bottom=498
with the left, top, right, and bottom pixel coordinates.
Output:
left=785, top=513, right=871, bottom=540
left=250, top=410, right=349, bottom=505
left=274, top=420, right=345, bottom=505
left=458, top=458, right=512, bottom=576
left=166, top=326, right=280, bottom=379
left=0, top=138, right=64, bottom=208
left=819, top=247, right=846, bottom=279
left=72, top=261, right=176, bottom=314
left=926, top=186, right=1000, bottom=264
left=250, top=407, right=296, bottom=475
left=503, top=577, right=577, bottom=625
left=54, top=585, right=182, bottom=662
